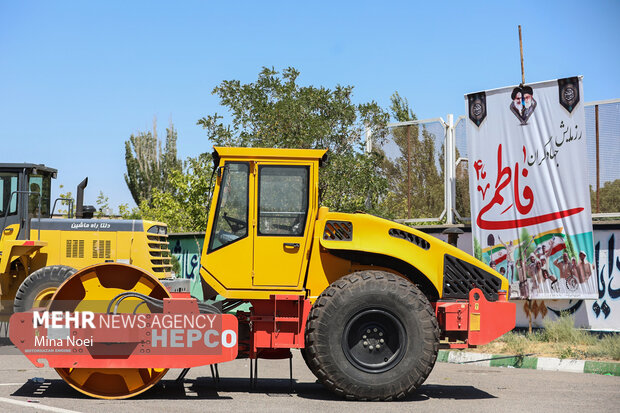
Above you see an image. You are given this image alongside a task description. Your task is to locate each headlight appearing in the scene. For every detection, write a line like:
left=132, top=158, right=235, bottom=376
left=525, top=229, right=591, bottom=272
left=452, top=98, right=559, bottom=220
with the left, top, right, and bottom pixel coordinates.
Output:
left=147, top=225, right=168, bottom=235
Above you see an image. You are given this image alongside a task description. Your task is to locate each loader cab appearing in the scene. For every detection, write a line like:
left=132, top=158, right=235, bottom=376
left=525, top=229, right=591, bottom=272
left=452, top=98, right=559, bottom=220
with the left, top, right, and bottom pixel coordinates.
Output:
left=0, top=163, right=56, bottom=240
left=201, top=147, right=327, bottom=299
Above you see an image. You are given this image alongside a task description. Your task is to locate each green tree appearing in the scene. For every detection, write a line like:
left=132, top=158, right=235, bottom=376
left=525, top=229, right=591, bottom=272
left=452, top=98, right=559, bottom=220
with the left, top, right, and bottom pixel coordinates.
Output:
left=95, top=191, right=109, bottom=218
left=124, top=117, right=183, bottom=206
left=55, top=185, right=73, bottom=217
left=454, top=153, right=470, bottom=220
left=591, top=179, right=620, bottom=215
left=139, top=153, right=214, bottom=232
left=118, top=203, right=142, bottom=219
left=90, top=191, right=142, bottom=219
left=197, top=67, right=390, bottom=213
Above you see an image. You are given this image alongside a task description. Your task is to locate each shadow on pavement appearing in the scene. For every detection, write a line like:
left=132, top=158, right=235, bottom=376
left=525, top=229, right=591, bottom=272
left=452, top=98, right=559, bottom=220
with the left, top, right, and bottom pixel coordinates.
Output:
left=10, top=375, right=496, bottom=402
left=295, top=383, right=496, bottom=402
left=417, top=384, right=497, bottom=400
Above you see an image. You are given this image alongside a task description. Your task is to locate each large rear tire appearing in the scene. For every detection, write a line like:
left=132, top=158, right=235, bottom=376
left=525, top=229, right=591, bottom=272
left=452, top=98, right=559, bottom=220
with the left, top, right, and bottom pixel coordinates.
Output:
left=304, top=270, right=439, bottom=401
left=14, top=265, right=77, bottom=312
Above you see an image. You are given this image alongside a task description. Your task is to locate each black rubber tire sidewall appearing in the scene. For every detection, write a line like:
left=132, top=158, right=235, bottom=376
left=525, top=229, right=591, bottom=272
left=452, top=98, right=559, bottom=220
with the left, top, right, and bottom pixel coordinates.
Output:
left=14, top=265, right=77, bottom=312
left=305, top=270, right=439, bottom=401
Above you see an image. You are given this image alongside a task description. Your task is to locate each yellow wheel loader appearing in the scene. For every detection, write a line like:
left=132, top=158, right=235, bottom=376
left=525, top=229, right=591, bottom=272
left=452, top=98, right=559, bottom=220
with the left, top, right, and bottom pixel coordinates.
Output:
left=9, top=149, right=515, bottom=401
left=0, top=163, right=172, bottom=317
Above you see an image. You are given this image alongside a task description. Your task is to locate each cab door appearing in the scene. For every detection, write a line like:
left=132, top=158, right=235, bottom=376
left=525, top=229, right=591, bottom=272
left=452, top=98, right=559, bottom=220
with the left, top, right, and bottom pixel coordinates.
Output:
left=203, top=162, right=254, bottom=290
left=252, top=163, right=312, bottom=287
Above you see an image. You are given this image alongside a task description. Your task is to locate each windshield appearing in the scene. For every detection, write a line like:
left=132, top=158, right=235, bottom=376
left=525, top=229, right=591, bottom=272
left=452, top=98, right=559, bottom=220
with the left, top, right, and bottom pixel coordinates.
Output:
left=208, top=162, right=249, bottom=252
left=0, top=172, right=18, bottom=217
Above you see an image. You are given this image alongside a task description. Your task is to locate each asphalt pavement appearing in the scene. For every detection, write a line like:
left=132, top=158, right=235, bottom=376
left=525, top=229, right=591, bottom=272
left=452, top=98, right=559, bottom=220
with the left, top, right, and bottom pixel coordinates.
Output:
left=0, top=345, right=618, bottom=413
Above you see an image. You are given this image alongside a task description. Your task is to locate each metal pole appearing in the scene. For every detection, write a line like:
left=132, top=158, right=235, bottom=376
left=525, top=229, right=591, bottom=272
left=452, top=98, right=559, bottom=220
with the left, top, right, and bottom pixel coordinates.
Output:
left=518, top=25, right=525, bottom=84
left=450, top=115, right=456, bottom=224
left=407, top=125, right=412, bottom=220
left=364, top=124, right=372, bottom=153
left=595, top=105, right=600, bottom=213
left=446, top=114, right=454, bottom=225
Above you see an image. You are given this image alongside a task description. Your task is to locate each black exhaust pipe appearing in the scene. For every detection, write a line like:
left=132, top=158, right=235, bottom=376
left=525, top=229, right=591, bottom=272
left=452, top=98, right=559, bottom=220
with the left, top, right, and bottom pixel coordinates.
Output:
left=75, top=177, right=88, bottom=219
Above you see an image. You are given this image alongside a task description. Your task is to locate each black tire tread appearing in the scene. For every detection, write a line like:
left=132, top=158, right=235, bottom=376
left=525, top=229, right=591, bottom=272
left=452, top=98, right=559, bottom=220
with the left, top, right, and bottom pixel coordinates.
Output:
left=304, top=270, right=440, bottom=401
left=14, top=265, right=77, bottom=312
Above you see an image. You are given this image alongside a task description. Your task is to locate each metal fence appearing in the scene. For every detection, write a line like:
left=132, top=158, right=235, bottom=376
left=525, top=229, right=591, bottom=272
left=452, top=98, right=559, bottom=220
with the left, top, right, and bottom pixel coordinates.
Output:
left=585, top=99, right=620, bottom=217
left=376, top=118, right=448, bottom=222
left=374, top=98, right=620, bottom=224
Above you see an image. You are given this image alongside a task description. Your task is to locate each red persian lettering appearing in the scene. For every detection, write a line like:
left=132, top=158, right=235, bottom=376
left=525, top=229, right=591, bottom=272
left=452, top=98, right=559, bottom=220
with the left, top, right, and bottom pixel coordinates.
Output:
left=473, top=160, right=486, bottom=180
left=476, top=144, right=583, bottom=230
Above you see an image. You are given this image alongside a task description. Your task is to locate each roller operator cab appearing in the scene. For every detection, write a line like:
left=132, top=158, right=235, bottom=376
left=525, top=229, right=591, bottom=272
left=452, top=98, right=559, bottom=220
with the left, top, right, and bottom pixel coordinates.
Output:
left=8, top=150, right=515, bottom=401
left=0, top=163, right=172, bottom=316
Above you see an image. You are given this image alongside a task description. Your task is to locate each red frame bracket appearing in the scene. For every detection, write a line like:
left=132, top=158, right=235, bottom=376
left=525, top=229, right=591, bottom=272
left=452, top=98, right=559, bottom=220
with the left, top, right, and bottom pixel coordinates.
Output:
left=435, top=288, right=515, bottom=348
left=249, top=295, right=311, bottom=357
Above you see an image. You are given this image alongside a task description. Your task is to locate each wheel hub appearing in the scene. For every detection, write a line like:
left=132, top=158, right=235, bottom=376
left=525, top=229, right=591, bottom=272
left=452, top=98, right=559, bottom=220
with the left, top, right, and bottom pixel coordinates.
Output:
left=33, top=287, right=57, bottom=308
left=342, top=308, right=407, bottom=373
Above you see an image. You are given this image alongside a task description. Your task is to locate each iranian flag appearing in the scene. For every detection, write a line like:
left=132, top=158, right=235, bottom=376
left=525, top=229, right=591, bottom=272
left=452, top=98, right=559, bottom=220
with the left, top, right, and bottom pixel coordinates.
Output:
left=484, top=245, right=507, bottom=265
left=534, top=230, right=566, bottom=256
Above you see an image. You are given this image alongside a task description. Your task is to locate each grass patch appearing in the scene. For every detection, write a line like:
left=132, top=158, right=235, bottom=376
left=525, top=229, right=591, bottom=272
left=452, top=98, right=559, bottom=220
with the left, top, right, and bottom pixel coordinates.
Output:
left=474, top=313, right=620, bottom=361
left=588, top=335, right=620, bottom=361
left=539, top=314, right=596, bottom=345
left=501, top=332, right=530, bottom=355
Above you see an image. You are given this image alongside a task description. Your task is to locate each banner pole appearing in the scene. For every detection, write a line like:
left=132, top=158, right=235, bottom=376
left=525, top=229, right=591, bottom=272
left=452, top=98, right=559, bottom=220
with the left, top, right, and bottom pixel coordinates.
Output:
left=520, top=23, right=532, bottom=332
left=518, top=25, right=525, bottom=84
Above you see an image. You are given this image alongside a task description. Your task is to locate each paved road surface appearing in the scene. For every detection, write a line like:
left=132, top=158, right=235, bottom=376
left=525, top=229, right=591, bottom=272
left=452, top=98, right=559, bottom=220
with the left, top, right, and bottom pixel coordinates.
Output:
left=0, top=346, right=618, bottom=413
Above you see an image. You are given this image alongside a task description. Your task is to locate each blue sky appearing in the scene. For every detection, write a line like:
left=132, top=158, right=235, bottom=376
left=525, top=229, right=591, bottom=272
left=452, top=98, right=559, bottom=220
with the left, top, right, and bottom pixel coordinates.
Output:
left=1, top=0, right=619, bottom=210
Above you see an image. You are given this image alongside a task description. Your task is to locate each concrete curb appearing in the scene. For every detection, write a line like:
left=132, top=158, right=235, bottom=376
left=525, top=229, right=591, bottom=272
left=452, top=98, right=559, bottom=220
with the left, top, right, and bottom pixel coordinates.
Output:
left=437, top=350, right=620, bottom=376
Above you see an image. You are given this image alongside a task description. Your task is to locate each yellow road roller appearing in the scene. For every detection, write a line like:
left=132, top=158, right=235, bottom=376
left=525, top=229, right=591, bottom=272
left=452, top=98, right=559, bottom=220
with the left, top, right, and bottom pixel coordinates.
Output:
left=9, top=147, right=515, bottom=401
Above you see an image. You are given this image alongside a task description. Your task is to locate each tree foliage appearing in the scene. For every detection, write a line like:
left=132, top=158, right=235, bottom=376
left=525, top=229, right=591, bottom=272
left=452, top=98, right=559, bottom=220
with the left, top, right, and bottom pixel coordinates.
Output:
left=591, top=179, right=620, bottom=215
left=197, top=67, right=390, bottom=213
left=139, top=153, right=214, bottom=232
left=95, top=191, right=109, bottom=218
left=55, top=185, right=73, bottom=217
left=124, top=117, right=183, bottom=206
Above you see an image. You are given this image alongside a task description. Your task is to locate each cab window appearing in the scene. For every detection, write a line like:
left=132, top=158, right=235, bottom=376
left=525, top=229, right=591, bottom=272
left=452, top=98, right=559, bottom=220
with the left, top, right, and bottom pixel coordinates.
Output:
left=258, top=165, right=309, bottom=236
left=28, top=174, right=52, bottom=217
left=208, top=163, right=249, bottom=252
left=0, top=173, right=18, bottom=217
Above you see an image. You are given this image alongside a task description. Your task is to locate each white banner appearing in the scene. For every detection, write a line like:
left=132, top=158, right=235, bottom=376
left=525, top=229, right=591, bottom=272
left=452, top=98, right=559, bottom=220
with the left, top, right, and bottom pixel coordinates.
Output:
left=466, top=77, right=597, bottom=300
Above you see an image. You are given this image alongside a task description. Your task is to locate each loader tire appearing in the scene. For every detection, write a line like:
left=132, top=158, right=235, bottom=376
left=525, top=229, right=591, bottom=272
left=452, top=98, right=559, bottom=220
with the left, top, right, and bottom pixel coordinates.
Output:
left=300, top=347, right=312, bottom=372
left=304, top=270, right=439, bottom=401
left=14, top=265, right=77, bottom=312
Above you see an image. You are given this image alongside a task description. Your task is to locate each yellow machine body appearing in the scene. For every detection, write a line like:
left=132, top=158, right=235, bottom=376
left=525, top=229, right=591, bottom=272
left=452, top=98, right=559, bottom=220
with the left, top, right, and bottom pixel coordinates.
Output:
left=0, top=161, right=172, bottom=315
left=0, top=218, right=171, bottom=311
left=200, top=147, right=508, bottom=303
